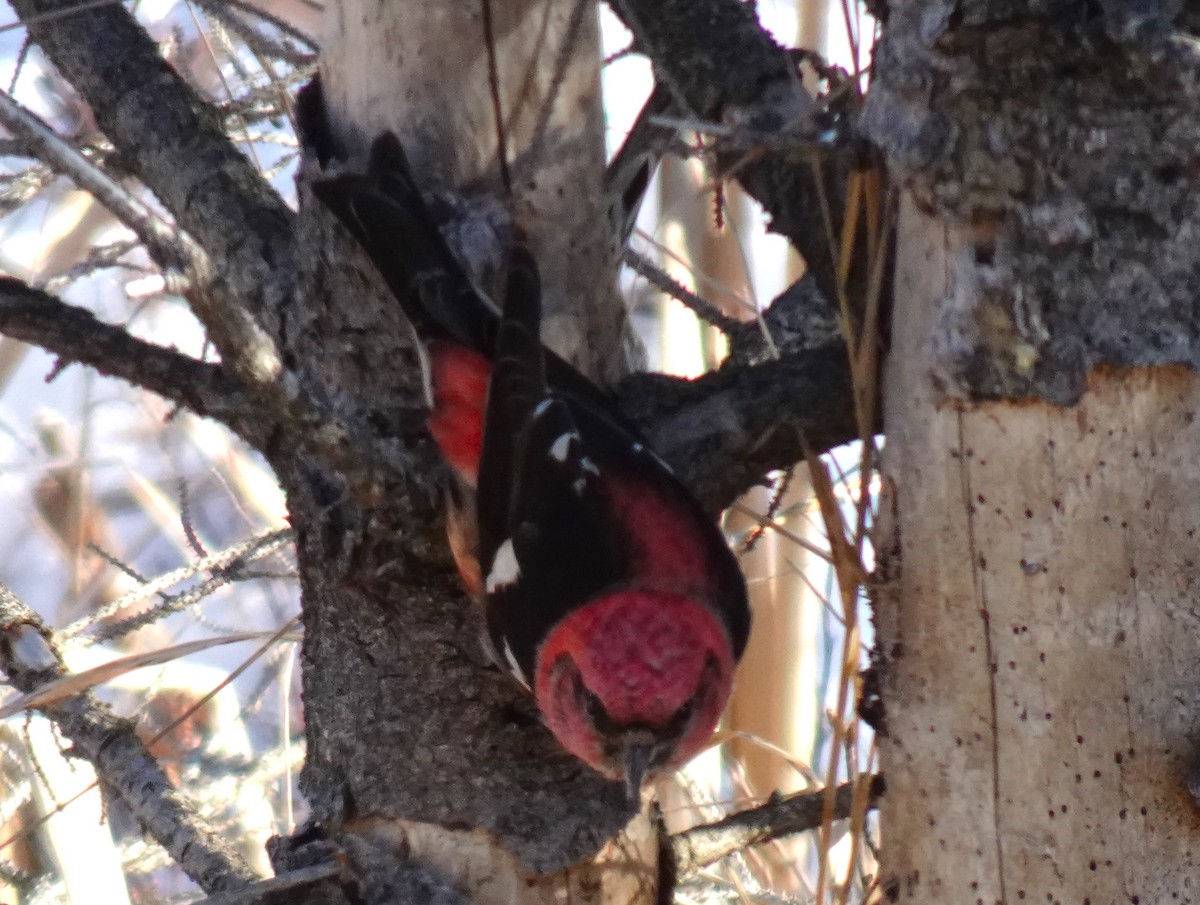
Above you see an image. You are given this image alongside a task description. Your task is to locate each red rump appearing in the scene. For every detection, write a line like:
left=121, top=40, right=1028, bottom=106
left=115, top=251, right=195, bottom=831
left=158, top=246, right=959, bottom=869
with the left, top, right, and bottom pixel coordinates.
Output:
left=427, top=341, right=491, bottom=487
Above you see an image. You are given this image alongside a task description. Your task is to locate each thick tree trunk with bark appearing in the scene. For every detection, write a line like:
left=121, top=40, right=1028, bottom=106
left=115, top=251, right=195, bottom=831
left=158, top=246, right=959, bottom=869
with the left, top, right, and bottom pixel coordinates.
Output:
left=868, top=3, right=1200, bottom=902
left=320, top=0, right=628, bottom=379
left=0, top=0, right=867, bottom=900
left=280, top=2, right=649, bottom=899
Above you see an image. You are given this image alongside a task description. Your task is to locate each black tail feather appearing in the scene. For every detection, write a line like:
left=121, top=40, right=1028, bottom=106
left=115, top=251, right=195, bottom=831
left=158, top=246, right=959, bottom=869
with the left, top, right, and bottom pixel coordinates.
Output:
left=476, top=246, right=549, bottom=534
left=315, top=131, right=627, bottom=421
left=312, top=133, right=498, bottom=351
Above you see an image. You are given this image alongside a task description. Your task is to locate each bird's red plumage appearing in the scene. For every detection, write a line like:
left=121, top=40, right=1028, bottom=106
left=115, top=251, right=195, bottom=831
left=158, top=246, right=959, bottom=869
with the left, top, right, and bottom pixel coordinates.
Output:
left=535, top=591, right=734, bottom=776
left=312, top=132, right=750, bottom=791
left=427, top=340, right=491, bottom=487
left=601, top=469, right=721, bottom=601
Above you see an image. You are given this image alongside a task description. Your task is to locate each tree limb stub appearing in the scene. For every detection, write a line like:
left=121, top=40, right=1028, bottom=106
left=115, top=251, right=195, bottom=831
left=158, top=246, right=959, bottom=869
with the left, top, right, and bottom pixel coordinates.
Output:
left=617, top=271, right=859, bottom=511
left=618, top=341, right=858, bottom=512
left=0, top=585, right=259, bottom=894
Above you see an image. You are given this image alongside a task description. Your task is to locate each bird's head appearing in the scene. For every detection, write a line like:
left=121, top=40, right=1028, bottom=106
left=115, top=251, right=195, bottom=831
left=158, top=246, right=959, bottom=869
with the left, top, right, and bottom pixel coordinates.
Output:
left=534, top=590, right=736, bottom=801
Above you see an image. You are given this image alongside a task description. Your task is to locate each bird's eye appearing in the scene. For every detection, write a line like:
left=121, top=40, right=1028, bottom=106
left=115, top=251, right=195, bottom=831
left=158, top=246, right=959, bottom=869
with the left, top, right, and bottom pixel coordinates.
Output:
left=675, top=697, right=696, bottom=726
left=572, top=673, right=613, bottom=729
left=581, top=686, right=608, bottom=724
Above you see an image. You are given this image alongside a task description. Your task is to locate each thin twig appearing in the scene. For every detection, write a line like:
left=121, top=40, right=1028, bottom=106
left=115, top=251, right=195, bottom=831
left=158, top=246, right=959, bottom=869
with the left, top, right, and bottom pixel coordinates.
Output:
left=62, top=528, right=293, bottom=642
left=670, top=774, right=883, bottom=876
left=479, top=0, right=511, bottom=196
left=187, top=0, right=314, bottom=66
left=212, top=0, right=317, bottom=50
left=604, top=84, right=672, bottom=246
left=0, top=91, right=294, bottom=391
left=38, top=239, right=144, bottom=292
left=0, top=584, right=259, bottom=893
left=0, top=90, right=201, bottom=276
left=622, top=247, right=742, bottom=334
left=520, top=0, right=589, bottom=181
left=186, top=862, right=341, bottom=905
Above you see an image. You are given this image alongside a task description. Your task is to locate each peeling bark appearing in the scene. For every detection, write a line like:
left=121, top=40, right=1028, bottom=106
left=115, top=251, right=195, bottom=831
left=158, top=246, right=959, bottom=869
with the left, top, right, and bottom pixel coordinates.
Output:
left=871, top=4, right=1200, bottom=901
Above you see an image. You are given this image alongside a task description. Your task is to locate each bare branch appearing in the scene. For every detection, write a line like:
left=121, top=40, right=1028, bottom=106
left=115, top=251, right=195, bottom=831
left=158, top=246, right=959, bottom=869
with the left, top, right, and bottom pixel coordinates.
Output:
left=210, top=0, right=319, bottom=52
left=9, top=0, right=296, bottom=351
left=622, top=248, right=742, bottom=334
left=68, top=529, right=294, bottom=645
left=187, top=0, right=316, bottom=67
left=604, top=0, right=859, bottom=311
left=0, top=277, right=270, bottom=441
left=187, top=863, right=343, bottom=905
left=39, top=239, right=143, bottom=292
left=671, top=774, right=884, bottom=875
left=617, top=274, right=859, bottom=510
left=0, top=90, right=199, bottom=275
left=0, top=89, right=301, bottom=396
left=0, top=584, right=259, bottom=894
left=619, top=341, right=857, bottom=510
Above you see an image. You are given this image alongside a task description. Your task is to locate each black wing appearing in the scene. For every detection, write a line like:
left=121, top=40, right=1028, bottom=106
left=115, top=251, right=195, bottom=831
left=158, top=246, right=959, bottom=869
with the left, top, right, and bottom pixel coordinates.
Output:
left=479, top=256, right=750, bottom=684
left=314, top=134, right=630, bottom=417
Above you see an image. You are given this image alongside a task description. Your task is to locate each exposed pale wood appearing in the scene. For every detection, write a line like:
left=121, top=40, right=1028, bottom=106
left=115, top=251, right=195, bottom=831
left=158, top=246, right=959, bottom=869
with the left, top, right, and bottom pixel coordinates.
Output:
left=346, top=813, right=657, bottom=905
left=320, top=0, right=627, bottom=380
left=875, top=198, right=1200, bottom=903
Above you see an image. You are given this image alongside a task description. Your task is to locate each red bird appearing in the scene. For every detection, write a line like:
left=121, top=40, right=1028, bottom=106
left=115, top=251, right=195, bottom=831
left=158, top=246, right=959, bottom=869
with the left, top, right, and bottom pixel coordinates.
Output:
left=314, top=134, right=750, bottom=799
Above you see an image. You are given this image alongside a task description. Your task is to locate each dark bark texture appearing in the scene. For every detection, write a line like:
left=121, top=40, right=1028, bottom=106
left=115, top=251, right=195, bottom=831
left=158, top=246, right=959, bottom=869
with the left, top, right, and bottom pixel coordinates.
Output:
left=3, top=0, right=869, bottom=893
left=864, top=0, right=1200, bottom=403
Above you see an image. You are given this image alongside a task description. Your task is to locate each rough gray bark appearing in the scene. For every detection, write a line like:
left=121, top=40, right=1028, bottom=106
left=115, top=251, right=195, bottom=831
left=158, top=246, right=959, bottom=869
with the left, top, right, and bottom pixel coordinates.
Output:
left=867, top=2, right=1200, bottom=902
left=0, top=586, right=258, bottom=894
left=1, top=0, right=867, bottom=899
left=864, top=0, right=1200, bottom=403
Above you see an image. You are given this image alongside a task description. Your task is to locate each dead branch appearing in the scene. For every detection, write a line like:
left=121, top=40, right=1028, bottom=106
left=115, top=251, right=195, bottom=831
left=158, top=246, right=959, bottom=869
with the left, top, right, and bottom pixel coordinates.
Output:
left=0, top=585, right=259, bottom=894
left=604, top=0, right=860, bottom=313
left=0, top=92, right=202, bottom=279
left=617, top=273, right=857, bottom=510
left=618, top=341, right=855, bottom=511
left=622, top=248, right=742, bottom=334
left=7, top=0, right=296, bottom=331
left=186, top=863, right=343, bottom=905
left=671, top=774, right=884, bottom=875
left=0, top=278, right=268, bottom=445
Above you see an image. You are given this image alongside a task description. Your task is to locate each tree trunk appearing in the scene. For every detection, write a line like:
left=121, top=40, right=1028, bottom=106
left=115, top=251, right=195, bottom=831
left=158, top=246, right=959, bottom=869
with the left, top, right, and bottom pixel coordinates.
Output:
left=319, top=0, right=629, bottom=379
left=277, top=1, right=655, bottom=902
left=0, top=0, right=869, bottom=898
left=868, top=4, right=1200, bottom=902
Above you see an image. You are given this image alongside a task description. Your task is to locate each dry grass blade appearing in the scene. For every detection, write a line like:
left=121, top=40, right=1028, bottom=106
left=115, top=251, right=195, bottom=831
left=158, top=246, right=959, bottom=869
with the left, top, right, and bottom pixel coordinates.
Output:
left=803, top=450, right=870, bottom=901
left=0, top=617, right=300, bottom=862
left=799, top=457, right=862, bottom=587
left=729, top=500, right=832, bottom=563
left=0, top=630, right=300, bottom=719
